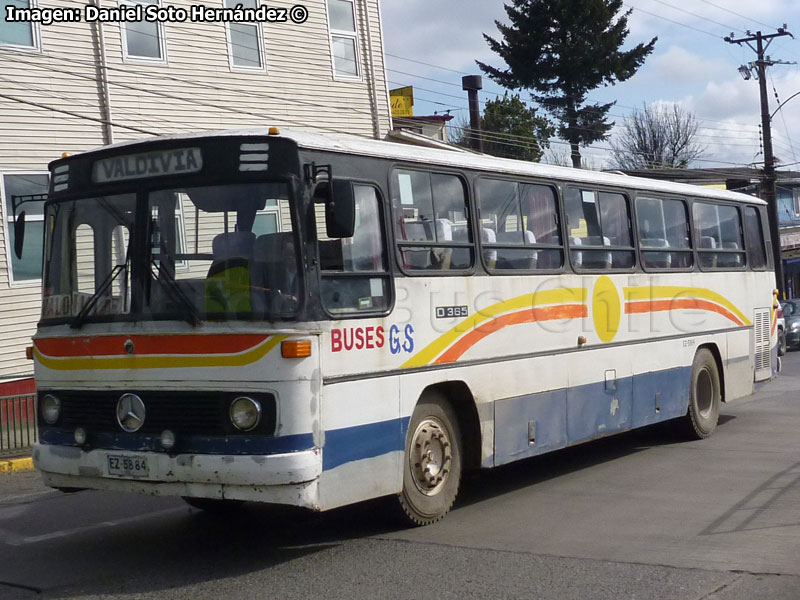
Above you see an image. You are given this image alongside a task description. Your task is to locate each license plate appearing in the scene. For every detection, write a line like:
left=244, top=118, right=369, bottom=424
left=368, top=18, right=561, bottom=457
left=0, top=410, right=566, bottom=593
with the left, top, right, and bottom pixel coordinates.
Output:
left=107, top=455, right=149, bottom=478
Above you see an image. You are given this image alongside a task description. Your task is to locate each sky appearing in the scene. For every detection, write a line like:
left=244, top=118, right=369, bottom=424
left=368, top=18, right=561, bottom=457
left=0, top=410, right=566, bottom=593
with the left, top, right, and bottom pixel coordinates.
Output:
left=380, top=0, right=800, bottom=170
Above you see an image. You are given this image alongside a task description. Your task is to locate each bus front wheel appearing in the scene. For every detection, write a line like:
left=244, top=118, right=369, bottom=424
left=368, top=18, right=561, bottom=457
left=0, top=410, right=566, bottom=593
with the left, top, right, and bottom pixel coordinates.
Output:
left=679, top=348, right=721, bottom=439
left=397, top=392, right=463, bottom=526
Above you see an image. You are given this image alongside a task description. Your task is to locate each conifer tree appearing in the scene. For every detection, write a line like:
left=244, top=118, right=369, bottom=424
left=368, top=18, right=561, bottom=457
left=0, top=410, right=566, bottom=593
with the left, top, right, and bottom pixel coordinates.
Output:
left=478, top=0, right=656, bottom=168
left=454, top=93, right=554, bottom=162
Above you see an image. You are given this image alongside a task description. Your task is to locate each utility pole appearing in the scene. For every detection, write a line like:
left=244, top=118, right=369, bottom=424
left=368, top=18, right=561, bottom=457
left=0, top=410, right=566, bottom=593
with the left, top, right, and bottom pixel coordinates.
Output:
left=725, top=27, right=792, bottom=296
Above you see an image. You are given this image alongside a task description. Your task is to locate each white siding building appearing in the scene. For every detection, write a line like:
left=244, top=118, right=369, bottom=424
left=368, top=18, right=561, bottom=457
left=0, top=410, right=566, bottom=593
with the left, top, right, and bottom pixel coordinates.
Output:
left=0, top=0, right=392, bottom=393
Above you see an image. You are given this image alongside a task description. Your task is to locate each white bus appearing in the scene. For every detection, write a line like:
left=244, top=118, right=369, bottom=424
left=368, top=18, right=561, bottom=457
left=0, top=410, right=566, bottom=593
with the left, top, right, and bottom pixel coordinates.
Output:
left=25, top=129, right=777, bottom=525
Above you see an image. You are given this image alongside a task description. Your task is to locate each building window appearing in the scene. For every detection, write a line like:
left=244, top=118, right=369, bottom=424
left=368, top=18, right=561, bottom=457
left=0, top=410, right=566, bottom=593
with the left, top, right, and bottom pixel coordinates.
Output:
left=2, top=173, right=49, bottom=283
left=1, top=0, right=40, bottom=49
left=120, top=0, right=166, bottom=62
left=327, top=0, right=360, bottom=78
left=225, top=0, right=265, bottom=70
left=793, top=188, right=800, bottom=217
left=252, top=199, right=281, bottom=235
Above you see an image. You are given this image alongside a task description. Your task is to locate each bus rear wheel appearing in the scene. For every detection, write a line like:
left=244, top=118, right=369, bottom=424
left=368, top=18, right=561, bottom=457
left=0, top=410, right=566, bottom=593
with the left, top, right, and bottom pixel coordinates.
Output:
left=397, top=392, right=462, bottom=526
left=678, top=348, right=721, bottom=439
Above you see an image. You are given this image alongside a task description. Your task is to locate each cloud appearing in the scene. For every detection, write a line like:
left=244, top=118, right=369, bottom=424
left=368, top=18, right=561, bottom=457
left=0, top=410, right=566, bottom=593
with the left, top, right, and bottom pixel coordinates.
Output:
left=646, top=46, right=733, bottom=84
left=381, top=0, right=507, bottom=74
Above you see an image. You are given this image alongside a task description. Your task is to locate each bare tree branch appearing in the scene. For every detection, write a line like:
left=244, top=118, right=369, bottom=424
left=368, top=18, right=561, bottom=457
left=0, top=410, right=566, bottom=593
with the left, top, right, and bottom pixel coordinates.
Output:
left=610, top=103, right=706, bottom=169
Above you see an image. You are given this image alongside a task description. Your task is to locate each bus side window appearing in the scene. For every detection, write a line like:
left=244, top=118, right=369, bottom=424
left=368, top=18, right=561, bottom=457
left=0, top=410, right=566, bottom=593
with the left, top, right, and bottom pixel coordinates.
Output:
left=693, top=202, right=745, bottom=270
left=566, top=188, right=634, bottom=270
left=318, top=184, right=390, bottom=315
left=477, top=178, right=562, bottom=271
left=743, top=206, right=767, bottom=270
left=636, top=196, right=692, bottom=270
left=392, top=169, right=473, bottom=271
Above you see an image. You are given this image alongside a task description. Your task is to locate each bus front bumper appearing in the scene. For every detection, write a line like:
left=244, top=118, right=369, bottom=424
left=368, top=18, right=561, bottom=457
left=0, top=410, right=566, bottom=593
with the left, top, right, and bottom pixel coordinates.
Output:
left=33, top=443, right=322, bottom=508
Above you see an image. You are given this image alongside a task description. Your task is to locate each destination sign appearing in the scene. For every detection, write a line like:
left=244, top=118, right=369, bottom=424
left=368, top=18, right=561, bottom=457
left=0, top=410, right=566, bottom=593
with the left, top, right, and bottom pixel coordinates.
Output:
left=92, top=147, right=203, bottom=183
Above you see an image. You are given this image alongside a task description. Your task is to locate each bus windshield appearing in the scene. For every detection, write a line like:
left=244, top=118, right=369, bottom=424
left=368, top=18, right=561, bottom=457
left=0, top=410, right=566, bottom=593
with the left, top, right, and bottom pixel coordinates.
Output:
left=42, top=182, right=299, bottom=323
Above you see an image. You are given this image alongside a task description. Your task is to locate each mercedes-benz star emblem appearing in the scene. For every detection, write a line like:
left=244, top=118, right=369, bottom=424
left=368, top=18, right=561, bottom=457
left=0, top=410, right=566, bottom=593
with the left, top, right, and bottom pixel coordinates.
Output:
left=116, top=393, right=146, bottom=433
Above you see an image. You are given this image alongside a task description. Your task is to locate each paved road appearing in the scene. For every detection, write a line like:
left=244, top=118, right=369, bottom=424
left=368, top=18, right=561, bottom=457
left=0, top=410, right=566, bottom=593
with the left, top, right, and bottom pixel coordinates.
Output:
left=1, top=355, right=799, bottom=599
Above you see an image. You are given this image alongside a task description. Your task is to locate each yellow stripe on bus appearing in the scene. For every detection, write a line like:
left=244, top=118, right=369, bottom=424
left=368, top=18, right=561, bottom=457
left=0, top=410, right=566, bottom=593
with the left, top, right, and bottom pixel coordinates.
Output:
left=402, top=287, right=588, bottom=368
left=34, top=335, right=288, bottom=371
left=623, top=286, right=751, bottom=327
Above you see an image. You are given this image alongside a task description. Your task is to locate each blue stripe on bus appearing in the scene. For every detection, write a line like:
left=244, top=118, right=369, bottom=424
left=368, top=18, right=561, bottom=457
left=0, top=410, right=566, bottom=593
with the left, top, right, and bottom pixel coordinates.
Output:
left=494, top=366, right=691, bottom=466
left=322, top=417, right=410, bottom=471
left=39, top=365, right=696, bottom=471
left=38, top=428, right=315, bottom=455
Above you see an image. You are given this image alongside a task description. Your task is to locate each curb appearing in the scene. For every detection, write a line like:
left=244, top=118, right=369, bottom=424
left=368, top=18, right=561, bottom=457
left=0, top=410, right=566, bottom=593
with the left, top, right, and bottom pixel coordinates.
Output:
left=0, top=457, right=34, bottom=474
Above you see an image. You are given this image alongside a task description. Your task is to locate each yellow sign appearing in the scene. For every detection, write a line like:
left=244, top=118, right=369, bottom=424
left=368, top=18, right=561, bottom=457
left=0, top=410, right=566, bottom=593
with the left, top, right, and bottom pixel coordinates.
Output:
left=390, top=86, right=414, bottom=118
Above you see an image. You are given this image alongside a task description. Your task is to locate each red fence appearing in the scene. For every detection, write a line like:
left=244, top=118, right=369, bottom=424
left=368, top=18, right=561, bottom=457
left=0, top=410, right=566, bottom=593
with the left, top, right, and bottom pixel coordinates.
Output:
left=0, top=394, right=37, bottom=456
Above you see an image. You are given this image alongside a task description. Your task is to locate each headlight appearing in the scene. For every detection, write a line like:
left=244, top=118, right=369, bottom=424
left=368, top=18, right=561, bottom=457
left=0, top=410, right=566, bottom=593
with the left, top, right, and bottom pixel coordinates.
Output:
left=230, top=397, right=261, bottom=431
left=41, top=394, right=61, bottom=425
left=791, top=322, right=800, bottom=331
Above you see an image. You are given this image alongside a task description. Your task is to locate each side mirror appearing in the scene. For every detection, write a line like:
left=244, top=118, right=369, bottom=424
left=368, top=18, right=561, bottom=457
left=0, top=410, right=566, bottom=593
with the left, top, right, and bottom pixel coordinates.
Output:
left=13, top=211, right=25, bottom=260
left=316, top=180, right=355, bottom=238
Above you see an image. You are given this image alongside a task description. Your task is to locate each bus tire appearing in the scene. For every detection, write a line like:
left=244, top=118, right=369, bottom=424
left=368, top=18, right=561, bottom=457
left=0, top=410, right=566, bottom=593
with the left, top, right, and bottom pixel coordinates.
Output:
left=679, top=348, right=721, bottom=439
left=397, top=392, right=463, bottom=526
left=182, top=497, right=244, bottom=512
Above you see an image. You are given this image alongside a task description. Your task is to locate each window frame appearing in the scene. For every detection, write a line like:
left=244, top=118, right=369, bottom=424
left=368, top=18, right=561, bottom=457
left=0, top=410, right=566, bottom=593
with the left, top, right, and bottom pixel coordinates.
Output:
left=119, top=0, right=168, bottom=65
left=390, top=166, right=475, bottom=277
left=326, top=0, right=362, bottom=81
left=224, top=0, right=267, bottom=73
left=1, top=171, right=49, bottom=287
left=317, top=180, right=394, bottom=319
left=691, top=199, right=747, bottom=272
left=634, top=194, right=694, bottom=273
left=475, top=176, right=564, bottom=275
left=564, top=186, right=637, bottom=273
left=793, top=188, right=800, bottom=217
left=742, top=204, right=769, bottom=272
left=0, top=0, right=42, bottom=52
left=252, top=199, right=282, bottom=237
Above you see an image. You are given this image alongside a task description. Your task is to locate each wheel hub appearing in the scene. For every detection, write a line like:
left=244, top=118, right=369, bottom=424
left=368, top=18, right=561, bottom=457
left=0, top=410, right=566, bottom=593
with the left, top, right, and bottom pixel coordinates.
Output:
left=409, top=418, right=452, bottom=496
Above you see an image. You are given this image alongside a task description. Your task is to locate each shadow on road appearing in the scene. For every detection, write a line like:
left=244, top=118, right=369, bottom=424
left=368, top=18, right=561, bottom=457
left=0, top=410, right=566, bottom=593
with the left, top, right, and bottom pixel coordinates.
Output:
left=3, top=415, right=738, bottom=598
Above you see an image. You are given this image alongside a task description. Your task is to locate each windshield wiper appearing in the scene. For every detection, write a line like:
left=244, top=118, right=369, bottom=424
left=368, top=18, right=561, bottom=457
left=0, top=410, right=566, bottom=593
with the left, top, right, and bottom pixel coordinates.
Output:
left=150, top=259, right=200, bottom=326
left=70, top=263, right=128, bottom=329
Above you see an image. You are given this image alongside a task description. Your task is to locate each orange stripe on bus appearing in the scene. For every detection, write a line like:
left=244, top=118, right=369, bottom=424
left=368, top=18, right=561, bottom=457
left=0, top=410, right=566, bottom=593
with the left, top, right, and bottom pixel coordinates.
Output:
left=625, top=299, right=744, bottom=327
left=433, top=304, right=588, bottom=365
left=34, top=334, right=270, bottom=358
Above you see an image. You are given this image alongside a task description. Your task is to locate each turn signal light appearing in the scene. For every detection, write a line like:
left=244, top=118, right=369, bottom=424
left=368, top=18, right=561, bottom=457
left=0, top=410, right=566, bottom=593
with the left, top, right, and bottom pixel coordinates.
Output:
left=282, top=340, right=311, bottom=358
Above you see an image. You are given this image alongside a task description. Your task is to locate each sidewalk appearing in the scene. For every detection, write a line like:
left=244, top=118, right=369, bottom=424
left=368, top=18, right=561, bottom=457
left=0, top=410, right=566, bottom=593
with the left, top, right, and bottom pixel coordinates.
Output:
left=0, top=456, right=34, bottom=474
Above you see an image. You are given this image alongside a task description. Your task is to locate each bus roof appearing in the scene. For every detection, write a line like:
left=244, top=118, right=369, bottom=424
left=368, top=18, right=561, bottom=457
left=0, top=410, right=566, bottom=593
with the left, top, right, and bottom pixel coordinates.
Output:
left=73, top=128, right=766, bottom=206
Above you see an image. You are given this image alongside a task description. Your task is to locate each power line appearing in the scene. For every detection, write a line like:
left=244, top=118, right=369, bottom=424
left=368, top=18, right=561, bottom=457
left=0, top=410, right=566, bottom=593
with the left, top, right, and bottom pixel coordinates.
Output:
left=622, top=2, right=722, bottom=38
left=644, top=0, right=743, bottom=34
left=0, top=11, right=774, bottom=171
left=695, top=0, right=780, bottom=31
left=2, top=46, right=762, bottom=167
left=0, top=86, right=157, bottom=135
left=15, top=10, right=767, bottom=138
